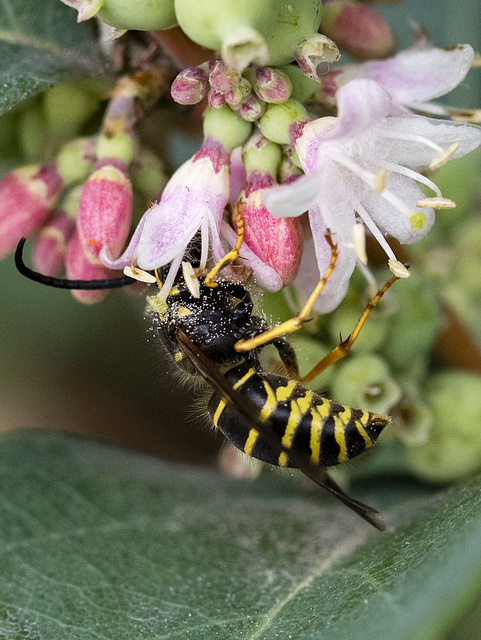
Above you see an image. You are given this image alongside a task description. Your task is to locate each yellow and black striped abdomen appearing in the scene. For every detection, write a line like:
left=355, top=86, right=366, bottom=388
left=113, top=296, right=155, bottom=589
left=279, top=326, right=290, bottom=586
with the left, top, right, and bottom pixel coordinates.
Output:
left=208, top=365, right=390, bottom=468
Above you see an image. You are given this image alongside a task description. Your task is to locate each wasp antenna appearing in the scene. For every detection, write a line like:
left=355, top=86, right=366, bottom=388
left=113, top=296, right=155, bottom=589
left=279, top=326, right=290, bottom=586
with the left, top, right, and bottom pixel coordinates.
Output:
left=15, top=237, right=136, bottom=290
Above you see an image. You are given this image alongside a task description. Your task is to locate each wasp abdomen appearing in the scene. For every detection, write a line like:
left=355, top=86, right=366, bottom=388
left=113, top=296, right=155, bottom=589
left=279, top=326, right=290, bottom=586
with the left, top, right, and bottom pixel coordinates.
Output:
left=208, top=365, right=389, bottom=468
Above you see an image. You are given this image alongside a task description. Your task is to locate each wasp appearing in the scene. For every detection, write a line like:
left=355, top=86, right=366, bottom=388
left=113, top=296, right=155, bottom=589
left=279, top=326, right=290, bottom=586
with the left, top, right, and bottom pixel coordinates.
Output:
left=15, top=233, right=400, bottom=531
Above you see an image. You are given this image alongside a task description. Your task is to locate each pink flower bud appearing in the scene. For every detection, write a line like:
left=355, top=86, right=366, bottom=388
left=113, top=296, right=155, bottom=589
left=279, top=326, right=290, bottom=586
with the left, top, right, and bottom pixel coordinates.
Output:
left=77, top=158, right=133, bottom=264
left=65, top=232, right=117, bottom=304
left=208, top=88, right=226, bottom=109
left=321, top=0, right=394, bottom=59
left=32, top=209, right=76, bottom=277
left=231, top=95, right=266, bottom=122
left=209, top=59, right=239, bottom=93
left=0, top=164, right=63, bottom=259
left=241, top=172, right=303, bottom=284
left=171, top=66, right=208, bottom=105
left=254, top=67, right=293, bottom=103
left=224, top=77, right=251, bottom=107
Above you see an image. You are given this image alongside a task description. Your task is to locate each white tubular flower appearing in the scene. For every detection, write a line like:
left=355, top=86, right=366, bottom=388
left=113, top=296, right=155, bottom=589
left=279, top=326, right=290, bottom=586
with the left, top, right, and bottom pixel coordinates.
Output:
left=262, top=79, right=481, bottom=311
left=101, top=137, right=230, bottom=296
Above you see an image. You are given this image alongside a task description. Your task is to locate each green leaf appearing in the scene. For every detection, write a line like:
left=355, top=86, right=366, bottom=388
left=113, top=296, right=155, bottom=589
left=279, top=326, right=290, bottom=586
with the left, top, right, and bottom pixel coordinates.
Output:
left=0, top=0, right=104, bottom=115
left=1, top=431, right=481, bottom=640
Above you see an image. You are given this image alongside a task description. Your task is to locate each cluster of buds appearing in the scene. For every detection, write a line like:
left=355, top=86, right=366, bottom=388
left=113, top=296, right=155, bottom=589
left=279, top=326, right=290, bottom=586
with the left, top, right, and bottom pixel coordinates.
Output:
left=1, top=0, right=480, bottom=314
left=0, top=70, right=167, bottom=303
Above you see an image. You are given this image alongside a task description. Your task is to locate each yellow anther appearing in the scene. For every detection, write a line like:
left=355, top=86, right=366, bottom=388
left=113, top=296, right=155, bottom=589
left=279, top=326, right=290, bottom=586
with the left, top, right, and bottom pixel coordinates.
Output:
left=388, top=259, right=410, bottom=278
left=429, top=142, right=459, bottom=170
left=123, top=265, right=157, bottom=283
left=352, top=223, right=367, bottom=265
left=417, top=197, right=456, bottom=210
left=374, top=167, right=387, bottom=193
left=449, top=109, right=481, bottom=124
left=182, top=261, right=200, bottom=298
left=472, top=51, right=481, bottom=68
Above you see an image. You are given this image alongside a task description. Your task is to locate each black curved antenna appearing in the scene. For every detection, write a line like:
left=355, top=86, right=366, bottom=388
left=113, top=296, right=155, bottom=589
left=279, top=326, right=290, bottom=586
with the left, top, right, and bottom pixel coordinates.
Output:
left=15, top=237, right=136, bottom=290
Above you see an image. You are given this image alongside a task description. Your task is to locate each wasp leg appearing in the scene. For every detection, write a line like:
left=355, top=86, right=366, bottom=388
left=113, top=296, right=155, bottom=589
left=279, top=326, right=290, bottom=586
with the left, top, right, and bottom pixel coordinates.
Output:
left=272, top=338, right=300, bottom=380
left=204, top=200, right=245, bottom=287
left=235, top=233, right=339, bottom=352
left=241, top=315, right=300, bottom=379
left=302, top=273, right=401, bottom=384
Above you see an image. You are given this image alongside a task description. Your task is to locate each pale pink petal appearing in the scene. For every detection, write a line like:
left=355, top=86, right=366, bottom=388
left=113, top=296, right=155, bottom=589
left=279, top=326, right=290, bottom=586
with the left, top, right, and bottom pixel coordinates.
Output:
left=321, top=79, right=392, bottom=143
left=293, top=233, right=352, bottom=314
left=261, top=172, right=321, bottom=217
left=345, top=44, right=474, bottom=106
left=136, top=200, right=204, bottom=269
left=100, top=213, right=147, bottom=269
left=229, top=147, right=247, bottom=207
left=379, top=116, right=481, bottom=167
left=362, top=173, right=435, bottom=244
left=307, top=198, right=357, bottom=312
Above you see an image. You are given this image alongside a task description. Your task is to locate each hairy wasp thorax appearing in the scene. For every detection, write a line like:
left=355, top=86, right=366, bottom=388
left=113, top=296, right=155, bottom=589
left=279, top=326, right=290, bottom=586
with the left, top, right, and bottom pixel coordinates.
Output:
left=148, top=275, right=259, bottom=376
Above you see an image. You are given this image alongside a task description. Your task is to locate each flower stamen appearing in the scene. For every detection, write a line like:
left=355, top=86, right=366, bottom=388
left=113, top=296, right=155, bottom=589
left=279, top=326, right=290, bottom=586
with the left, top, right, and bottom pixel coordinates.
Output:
left=375, top=167, right=387, bottom=194
left=428, top=142, right=460, bottom=170
left=387, top=163, right=443, bottom=197
left=356, top=203, right=398, bottom=263
left=417, top=197, right=456, bottom=209
left=352, top=223, right=368, bottom=265
left=123, top=264, right=157, bottom=283
left=182, top=261, right=201, bottom=298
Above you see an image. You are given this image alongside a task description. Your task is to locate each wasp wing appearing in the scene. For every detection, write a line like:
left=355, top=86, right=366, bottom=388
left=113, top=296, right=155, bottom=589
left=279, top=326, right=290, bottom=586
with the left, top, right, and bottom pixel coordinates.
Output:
left=176, top=329, right=385, bottom=531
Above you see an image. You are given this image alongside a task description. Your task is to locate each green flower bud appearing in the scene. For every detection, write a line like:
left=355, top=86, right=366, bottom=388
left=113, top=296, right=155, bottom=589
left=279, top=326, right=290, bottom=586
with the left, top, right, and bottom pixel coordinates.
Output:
left=203, top=106, right=252, bottom=152
left=43, top=82, right=100, bottom=136
left=64, top=0, right=178, bottom=30
left=56, top=137, right=97, bottom=186
left=405, top=371, right=481, bottom=483
left=130, top=147, right=167, bottom=200
left=258, top=99, right=309, bottom=145
left=97, top=0, right=177, bottom=30
left=330, top=354, right=402, bottom=415
left=96, top=132, right=135, bottom=166
left=392, top=395, right=433, bottom=447
left=175, top=0, right=322, bottom=70
left=242, top=134, right=282, bottom=177
left=279, top=64, right=319, bottom=103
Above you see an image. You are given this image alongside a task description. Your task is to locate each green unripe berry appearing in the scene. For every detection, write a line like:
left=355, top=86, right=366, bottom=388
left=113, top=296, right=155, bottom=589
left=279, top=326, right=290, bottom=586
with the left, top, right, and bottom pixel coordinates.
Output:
left=259, top=99, right=308, bottom=145
left=330, top=354, right=402, bottom=415
left=96, top=133, right=135, bottom=165
left=280, top=64, right=319, bottom=102
left=406, top=370, right=481, bottom=483
left=243, top=136, right=282, bottom=177
left=175, top=0, right=322, bottom=68
left=43, top=82, right=100, bottom=136
left=203, top=107, right=252, bottom=152
left=130, top=147, right=167, bottom=200
left=97, top=0, right=177, bottom=30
